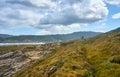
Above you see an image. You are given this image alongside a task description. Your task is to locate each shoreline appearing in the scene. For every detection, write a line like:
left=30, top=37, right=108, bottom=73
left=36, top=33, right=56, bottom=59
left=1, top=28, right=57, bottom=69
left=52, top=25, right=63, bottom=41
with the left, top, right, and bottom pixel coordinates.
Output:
left=0, top=43, right=45, bottom=46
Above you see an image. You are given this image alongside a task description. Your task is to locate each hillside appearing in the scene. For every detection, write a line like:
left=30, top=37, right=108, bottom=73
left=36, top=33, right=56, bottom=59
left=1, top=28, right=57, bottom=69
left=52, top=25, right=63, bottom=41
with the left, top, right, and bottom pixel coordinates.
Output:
left=10, top=27, right=120, bottom=77
left=0, top=31, right=101, bottom=43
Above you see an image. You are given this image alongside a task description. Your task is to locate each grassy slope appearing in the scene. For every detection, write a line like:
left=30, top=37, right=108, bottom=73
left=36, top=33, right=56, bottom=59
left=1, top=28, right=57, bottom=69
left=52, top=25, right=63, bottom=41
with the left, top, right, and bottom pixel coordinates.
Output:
left=12, top=28, right=120, bottom=77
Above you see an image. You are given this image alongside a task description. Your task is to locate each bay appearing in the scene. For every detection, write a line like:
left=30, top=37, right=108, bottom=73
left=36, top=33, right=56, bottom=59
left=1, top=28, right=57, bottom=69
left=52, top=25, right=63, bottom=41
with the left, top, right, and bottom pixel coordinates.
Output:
left=0, top=43, right=45, bottom=46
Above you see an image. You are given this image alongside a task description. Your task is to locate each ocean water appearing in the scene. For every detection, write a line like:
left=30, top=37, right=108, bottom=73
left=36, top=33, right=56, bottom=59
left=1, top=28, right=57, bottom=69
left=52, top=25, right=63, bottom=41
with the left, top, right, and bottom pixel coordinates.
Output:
left=0, top=43, right=45, bottom=46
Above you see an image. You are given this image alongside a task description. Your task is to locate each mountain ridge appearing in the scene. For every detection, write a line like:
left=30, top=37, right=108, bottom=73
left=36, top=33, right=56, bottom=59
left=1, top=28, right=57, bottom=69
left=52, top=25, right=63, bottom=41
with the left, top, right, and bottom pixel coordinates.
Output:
left=0, top=31, right=102, bottom=43
left=0, top=34, right=13, bottom=38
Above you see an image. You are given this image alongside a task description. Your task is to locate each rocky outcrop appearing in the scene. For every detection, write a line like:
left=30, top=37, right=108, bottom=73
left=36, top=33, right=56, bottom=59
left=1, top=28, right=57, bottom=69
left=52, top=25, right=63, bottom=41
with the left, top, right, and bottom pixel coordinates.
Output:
left=0, top=52, right=14, bottom=59
left=0, top=42, right=61, bottom=77
left=48, top=66, right=58, bottom=77
left=45, top=60, right=64, bottom=77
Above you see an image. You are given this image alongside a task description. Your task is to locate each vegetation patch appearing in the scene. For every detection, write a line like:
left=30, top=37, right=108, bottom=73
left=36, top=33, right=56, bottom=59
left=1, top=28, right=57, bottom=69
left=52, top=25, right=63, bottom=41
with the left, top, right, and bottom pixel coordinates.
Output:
left=109, top=55, right=120, bottom=64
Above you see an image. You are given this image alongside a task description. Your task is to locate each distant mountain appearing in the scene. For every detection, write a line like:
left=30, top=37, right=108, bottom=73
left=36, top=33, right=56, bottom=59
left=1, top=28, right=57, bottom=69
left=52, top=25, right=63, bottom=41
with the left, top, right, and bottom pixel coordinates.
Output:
left=0, top=31, right=102, bottom=43
left=0, top=34, right=13, bottom=38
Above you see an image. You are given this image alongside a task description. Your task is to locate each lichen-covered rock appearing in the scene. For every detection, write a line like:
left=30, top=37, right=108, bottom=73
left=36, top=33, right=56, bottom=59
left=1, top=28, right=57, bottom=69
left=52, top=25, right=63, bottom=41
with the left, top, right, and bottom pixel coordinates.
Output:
left=48, top=66, right=58, bottom=77
left=14, top=55, right=26, bottom=62
left=0, top=52, right=14, bottom=59
left=0, top=65, right=11, bottom=77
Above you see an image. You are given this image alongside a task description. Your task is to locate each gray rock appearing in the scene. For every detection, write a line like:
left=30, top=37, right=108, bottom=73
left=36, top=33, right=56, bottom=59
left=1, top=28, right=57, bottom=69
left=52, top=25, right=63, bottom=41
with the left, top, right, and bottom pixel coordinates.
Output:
left=48, top=66, right=58, bottom=77
left=0, top=52, right=14, bottom=59
left=0, top=59, right=13, bottom=65
left=13, top=55, right=26, bottom=62
left=0, top=65, right=12, bottom=77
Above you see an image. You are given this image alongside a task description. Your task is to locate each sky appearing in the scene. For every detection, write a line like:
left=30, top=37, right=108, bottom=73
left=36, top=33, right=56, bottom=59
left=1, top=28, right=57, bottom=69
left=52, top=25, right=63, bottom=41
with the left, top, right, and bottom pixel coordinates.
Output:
left=0, top=0, right=120, bottom=35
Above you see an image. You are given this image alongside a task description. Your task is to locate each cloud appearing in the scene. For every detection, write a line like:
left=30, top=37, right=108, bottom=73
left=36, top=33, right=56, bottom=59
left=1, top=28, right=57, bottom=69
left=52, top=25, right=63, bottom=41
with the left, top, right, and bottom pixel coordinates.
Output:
left=36, top=23, right=82, bottom=35
left=112, top=13, right=120, bottom=19
left=0, top=0, right=110, bottom=35
left=0, top=7, right=43, bottom=26
left=105, top=0, right=120, bottom=20
left=0, top=0, right=108, bottom=27
left=37, top=0, right=108, bottom=25
left=105, top=0, right=120, bottom=6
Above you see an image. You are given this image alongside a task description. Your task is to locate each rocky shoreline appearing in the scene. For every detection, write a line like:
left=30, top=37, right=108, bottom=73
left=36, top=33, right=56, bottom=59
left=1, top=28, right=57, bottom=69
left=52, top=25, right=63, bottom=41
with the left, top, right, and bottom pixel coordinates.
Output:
left=0, top=42, right=61, bottom=77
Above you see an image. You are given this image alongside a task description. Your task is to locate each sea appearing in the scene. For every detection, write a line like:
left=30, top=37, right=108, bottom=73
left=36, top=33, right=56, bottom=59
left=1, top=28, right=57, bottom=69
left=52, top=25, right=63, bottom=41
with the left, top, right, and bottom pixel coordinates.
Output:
left=0, top=43, right=45, bottom=46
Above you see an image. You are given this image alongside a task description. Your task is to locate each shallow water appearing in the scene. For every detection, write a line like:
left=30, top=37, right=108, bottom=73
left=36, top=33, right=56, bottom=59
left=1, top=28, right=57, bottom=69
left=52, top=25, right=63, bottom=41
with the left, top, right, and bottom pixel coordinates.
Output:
left=0, top=43, right=45, bottom=46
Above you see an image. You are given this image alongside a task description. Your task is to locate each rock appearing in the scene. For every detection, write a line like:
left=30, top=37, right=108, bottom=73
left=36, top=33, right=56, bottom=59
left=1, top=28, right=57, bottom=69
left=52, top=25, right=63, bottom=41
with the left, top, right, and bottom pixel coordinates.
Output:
left=23, top=46, right=36, bottom=51
left=0, top=59, right=12, bottom=65
left=48, top=66, right=58, bottom=77
left=42, top=51, right=53, bottom=55
left=17, top=51, right=23, bottom=55
left=2, top=67, right=13, bottom=77
left=0, top=65, right=12, bottom=77
left=0, top=42, right=61, bottom=77
left=0, top=52, right=14, bottom=59
left=14, top=55, right=26, bottom=62
left=14, top=51, right=24, bottom=57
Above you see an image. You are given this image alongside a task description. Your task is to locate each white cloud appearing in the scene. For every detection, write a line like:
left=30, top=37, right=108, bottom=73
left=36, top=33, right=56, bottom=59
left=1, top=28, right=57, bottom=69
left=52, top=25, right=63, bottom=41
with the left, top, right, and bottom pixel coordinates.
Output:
left=29, top=0, right=56, bottom=9
left=0, top=0, right=109, bottom=34
left=36, top=24, right=82, bottom=35
left=105, top=0, right=120, bottom=6
left=112, top=13, right=120, bottom=19
left=0, top=0, right=108, bottom=26
left=36, top=29, right=51, bottom=35
left=0, top=7, right=43, bottom=26
left=37, top=0, right=108, bottom=25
